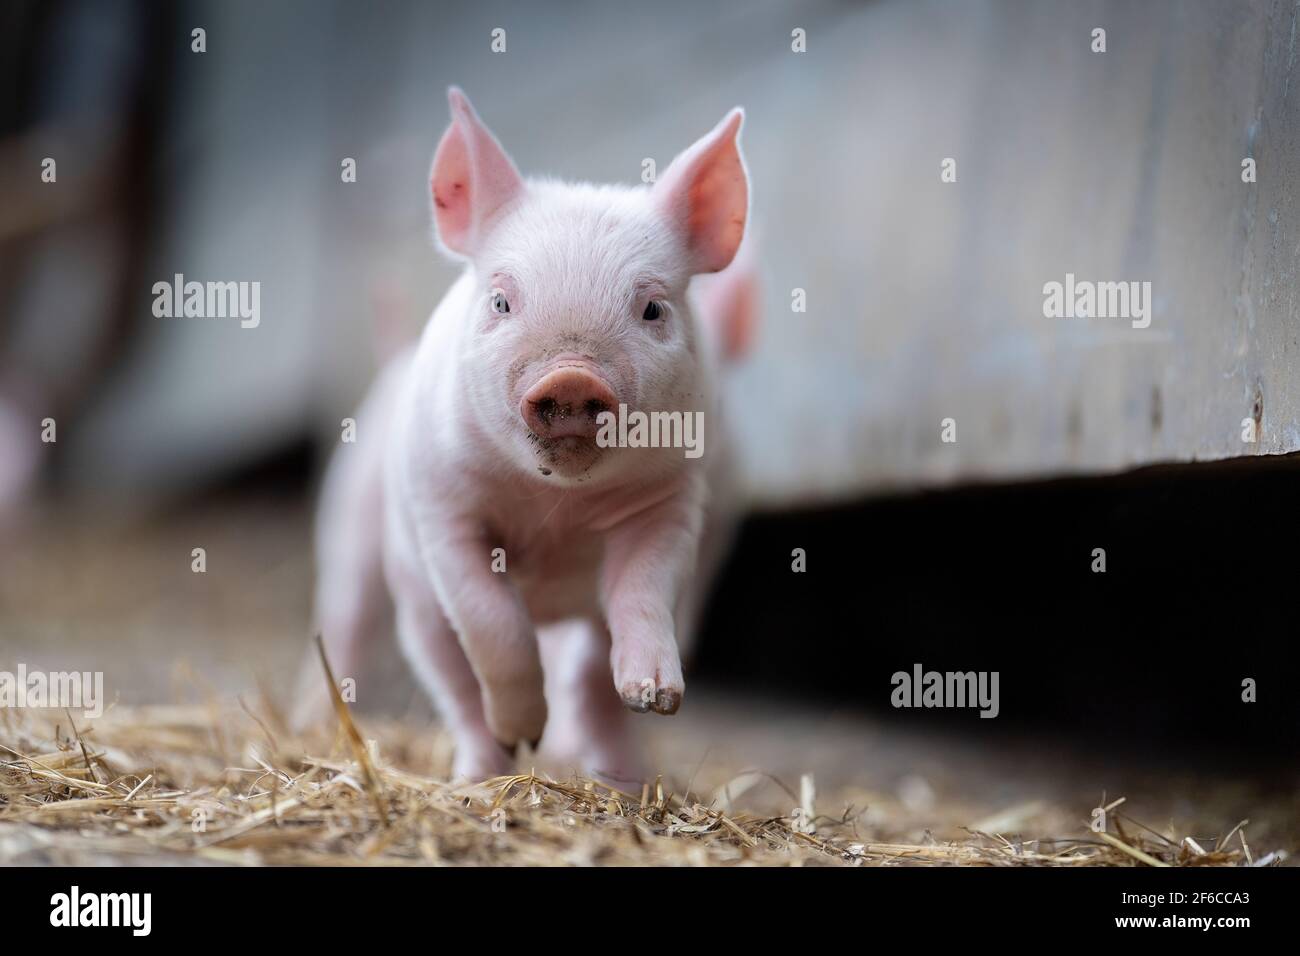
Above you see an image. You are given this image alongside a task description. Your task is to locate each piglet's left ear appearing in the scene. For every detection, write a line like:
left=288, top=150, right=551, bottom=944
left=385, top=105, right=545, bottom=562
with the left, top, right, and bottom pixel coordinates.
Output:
left=655, top=108, right=749, bottom=274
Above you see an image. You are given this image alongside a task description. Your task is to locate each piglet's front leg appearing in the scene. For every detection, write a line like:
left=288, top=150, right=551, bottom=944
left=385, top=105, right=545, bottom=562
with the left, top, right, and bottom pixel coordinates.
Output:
left=600, top=493, right=703, bottom=715
left=418, top=517, right=548, bottom=750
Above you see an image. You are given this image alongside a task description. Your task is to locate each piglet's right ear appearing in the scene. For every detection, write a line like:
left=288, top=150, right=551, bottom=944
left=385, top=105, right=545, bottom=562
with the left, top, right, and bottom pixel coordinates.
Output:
left=430, top=88, right=523, bottom=257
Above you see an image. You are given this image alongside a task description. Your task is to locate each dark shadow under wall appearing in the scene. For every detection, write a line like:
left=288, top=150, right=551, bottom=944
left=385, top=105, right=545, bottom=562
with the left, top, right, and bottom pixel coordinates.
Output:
left=694, top=455, right=1300, bottom=763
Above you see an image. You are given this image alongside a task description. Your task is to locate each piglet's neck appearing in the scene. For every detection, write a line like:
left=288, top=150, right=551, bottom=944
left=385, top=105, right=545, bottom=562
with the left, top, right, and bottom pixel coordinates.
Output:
left=476, top=465, right=690, bottom=534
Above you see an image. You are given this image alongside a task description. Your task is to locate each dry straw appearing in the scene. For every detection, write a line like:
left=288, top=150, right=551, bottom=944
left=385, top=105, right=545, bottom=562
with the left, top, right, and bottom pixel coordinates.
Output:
left=0, top=674, right=1284, bottom=866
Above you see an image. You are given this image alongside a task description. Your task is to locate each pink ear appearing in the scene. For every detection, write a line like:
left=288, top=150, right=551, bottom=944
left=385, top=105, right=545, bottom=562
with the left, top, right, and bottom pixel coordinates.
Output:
left=430, top=88, right=524, bottom=256
left=694, top=239, right=760, bottom=362
left=655, top=108, right=749, bottom=274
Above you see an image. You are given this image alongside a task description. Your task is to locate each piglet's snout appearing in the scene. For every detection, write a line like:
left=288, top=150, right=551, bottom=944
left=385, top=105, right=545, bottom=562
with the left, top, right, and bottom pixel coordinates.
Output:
left=521, top=366, right=617, bottom=440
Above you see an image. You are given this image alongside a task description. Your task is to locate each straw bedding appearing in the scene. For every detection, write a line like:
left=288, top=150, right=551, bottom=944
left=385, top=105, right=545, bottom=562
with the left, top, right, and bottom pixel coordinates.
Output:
left=0, top=693, right=1284, bottom=867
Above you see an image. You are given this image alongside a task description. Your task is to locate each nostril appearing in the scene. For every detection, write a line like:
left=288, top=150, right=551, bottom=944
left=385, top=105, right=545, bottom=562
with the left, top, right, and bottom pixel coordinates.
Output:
left=533, top=397, right=558, bottom=424
left=584, top=398, right=609, bottom=418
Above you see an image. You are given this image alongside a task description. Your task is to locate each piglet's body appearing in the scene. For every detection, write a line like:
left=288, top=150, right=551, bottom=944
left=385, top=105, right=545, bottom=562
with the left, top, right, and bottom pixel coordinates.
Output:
left=298, top=89, right=754, bottom=782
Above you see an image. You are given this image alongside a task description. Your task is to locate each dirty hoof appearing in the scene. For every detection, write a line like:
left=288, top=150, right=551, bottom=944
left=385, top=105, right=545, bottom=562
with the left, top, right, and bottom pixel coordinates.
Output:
left=621, top=689, right=652, bottom=713
left=652, top=688, right=681, bottom=715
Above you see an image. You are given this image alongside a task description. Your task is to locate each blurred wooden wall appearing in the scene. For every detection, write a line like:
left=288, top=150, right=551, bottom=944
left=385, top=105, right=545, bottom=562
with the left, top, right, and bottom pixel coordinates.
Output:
left=22, top=0, right=1300, bottom=509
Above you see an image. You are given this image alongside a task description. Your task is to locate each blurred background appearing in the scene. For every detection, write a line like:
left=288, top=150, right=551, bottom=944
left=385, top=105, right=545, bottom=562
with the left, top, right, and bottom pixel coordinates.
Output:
left=1, top=0, right=1297, bottom=848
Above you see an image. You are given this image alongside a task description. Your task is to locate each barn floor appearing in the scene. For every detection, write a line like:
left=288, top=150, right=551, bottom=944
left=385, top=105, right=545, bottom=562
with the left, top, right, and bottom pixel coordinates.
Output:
left=0, top=496, right=1295, bottom=866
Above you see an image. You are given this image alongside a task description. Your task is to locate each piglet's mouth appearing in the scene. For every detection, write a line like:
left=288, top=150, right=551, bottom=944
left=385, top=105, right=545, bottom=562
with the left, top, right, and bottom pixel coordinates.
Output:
left=528, top=432, right=605, bottom=479
left=531, top=433, right=598, bottom=452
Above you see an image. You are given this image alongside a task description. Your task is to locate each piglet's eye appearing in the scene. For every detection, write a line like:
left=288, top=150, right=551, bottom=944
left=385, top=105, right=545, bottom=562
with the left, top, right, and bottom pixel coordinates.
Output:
left=490, top=290, right=510, bottom=314
left=642, top=300, right=663, bottom=321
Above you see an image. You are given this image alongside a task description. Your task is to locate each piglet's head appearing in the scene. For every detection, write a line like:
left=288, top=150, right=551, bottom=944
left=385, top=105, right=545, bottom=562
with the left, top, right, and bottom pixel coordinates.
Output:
left=430, top=88, right=748, bottom=486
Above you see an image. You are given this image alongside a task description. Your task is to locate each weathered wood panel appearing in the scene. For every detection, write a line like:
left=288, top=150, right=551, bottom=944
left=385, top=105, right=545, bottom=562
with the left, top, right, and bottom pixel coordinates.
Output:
left=54, top=0, right=1300, bottom=508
